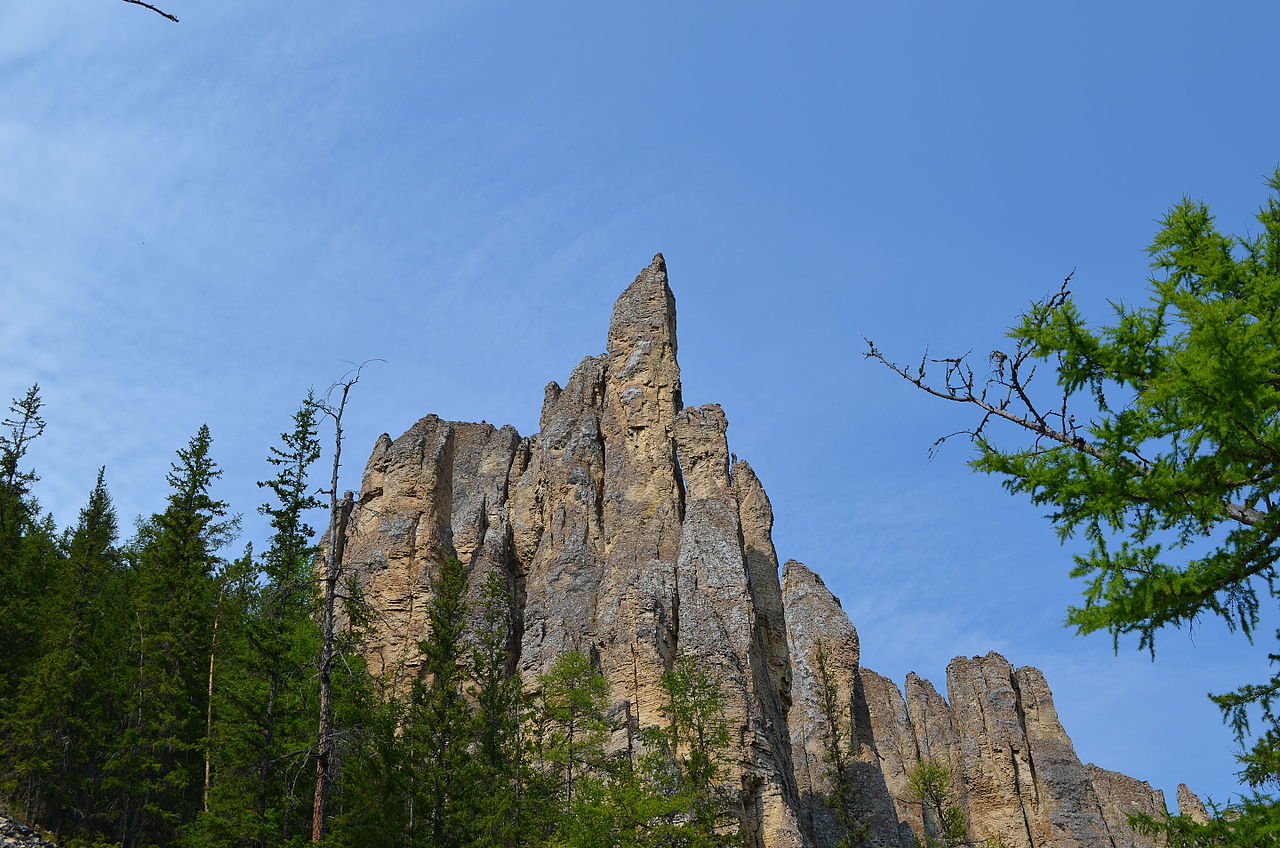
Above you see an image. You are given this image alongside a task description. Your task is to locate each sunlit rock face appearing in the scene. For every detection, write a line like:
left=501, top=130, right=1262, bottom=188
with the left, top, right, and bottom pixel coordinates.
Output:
left=338, top=254, right=1180, bottom=848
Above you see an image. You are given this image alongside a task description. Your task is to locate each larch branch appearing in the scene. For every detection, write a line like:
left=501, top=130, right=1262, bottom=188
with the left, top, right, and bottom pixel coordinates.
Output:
left=864, top=338, right=1268, bottom=528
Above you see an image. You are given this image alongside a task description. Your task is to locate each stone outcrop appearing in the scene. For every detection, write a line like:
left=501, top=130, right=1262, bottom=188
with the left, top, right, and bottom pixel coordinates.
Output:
left=1177, top=783, right=1211, bottom=824
left=1088, top=765, right=1166, bottom=848
left=339, top=254, right=1182, bottom=848
left=0, top=813, right=57, bottom=848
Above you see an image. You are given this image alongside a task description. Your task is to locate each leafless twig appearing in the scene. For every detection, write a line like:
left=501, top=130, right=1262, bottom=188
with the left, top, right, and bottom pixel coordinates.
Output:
left=120, top=0, right=179, bottom=22
left=864, top=272, right=1270, bottom=527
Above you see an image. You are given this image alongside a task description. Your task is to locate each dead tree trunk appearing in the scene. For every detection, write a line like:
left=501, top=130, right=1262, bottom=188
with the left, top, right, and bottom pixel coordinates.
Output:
left=310, top=366, right=369, bottom=843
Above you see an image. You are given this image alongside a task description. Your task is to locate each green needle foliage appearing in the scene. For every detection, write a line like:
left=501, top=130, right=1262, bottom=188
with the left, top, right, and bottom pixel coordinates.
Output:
left=869, top=169, right=1280, bottom=839
left=2, top=469, right=122, bottom=835
left=112, top=425, right=236, bottom=848
left=467, top=570, right=525, bottom=846
left=532, top=650, right=613, bottom=812
left=656, top=654, right=738, bottom=844
left=0, top=386, right=57, bottom=707
left=543, top=652, right=740, bottom=848
left=404, top=555, right=475, bottom=848
left=190, top=396, right=325, bottom=847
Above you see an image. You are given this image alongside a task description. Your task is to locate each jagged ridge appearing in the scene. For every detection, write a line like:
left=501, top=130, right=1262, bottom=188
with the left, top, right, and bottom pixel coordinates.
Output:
left=337, top=255, right=1195, bottom=848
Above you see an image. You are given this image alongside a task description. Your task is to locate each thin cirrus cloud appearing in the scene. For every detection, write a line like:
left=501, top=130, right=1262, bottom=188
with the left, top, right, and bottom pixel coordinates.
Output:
left=5, top=0, right=1279, bottom=814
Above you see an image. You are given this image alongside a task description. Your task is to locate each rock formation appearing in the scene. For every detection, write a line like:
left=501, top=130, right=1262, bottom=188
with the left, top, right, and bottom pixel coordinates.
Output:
left=0, top=813, right=58, bottom=848
left=1176, top=784, right=1211, bottom=824
left=338, top=254, right=1186, bottom=848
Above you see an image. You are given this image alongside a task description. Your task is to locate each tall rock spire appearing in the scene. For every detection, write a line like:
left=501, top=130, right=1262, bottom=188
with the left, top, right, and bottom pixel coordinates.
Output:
left=335, top=253, right=1179, bottom=848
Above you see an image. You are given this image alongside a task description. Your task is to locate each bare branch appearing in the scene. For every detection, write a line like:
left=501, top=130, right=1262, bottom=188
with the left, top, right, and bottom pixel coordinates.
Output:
left=864, top=268, right=1269, bottom=530
left=120, top=0, right=179, bottom=22
left=865, top=337, right=1103, bottom=459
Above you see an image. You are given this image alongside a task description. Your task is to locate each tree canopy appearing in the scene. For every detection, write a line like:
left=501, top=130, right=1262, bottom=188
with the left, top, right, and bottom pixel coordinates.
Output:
left=868, top=169, right=1280, bottom=839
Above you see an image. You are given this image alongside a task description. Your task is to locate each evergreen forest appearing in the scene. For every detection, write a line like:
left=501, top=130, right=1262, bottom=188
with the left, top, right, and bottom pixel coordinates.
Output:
left=0, top=389, right=744, bottom=848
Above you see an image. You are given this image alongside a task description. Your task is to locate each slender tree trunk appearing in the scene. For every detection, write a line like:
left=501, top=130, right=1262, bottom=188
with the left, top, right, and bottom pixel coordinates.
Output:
left=204, top=615, right=217, bottom=811
left=310, top=492, right=351, bottom=841
left=204, top=583, right=227, bottom=813
left=258, top=664, right=279, bottom=819
left=311, top=370, right=365, bottom=843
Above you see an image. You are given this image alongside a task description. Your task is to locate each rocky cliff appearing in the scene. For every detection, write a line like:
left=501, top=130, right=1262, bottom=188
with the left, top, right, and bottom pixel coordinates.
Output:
left=337, top=255, right=1195, bottom=847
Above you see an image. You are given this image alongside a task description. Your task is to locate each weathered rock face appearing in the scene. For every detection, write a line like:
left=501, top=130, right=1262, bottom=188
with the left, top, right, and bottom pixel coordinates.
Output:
left=782, top=561, right=903, bottom=847
left=1176, top=783, right=1210, bottom=824
left=340, top=255, right=1182, bottom=848
left=1088, top=765, right=1166, bottom=848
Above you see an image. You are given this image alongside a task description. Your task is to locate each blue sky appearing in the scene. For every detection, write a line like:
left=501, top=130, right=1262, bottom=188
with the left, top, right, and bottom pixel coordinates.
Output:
left=4, top=0, right=1279, bottom=808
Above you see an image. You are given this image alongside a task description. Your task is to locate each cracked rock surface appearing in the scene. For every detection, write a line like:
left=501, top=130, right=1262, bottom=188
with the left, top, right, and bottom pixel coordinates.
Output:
left=339, top=255, right=1187, bottom=848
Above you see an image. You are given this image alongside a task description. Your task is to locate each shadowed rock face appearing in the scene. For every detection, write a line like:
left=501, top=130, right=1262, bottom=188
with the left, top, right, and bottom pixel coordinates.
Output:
left=338, top=255, right=1184, bottom=848
left=782, top=560, right=905, bottom=848
left=1089, top=765, right=1166, bottom=848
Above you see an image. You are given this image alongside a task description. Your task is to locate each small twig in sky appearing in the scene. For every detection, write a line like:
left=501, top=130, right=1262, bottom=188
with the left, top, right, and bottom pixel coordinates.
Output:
left=120, top=0, right=179, bottom=22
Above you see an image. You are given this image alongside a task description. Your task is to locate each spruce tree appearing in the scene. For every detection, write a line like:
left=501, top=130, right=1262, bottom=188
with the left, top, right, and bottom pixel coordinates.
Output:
left=110, top=425, right=234, bottom=848
left=193, top=398, right=324, bottom=847
left=467, top=571, right=524, bottom=846
left=323, top=677, right=408, bottom=848
left=2, top=469, right=121, bottom=837
left=403, top=555, right=474, bottom=848
left=0, top=385, right=55, bottom=706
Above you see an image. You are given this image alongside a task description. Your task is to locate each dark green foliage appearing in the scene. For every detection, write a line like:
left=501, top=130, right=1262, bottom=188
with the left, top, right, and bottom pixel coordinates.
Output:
left=0, top=386, right=46, bottom=530
left=2, top=470, right=123, bottom=835
left=870, top=169, right=1280, bottom=836
left=190, top=398, right=325, bottom=847
left=0, top=388, right=755, bottom=848
left=404, top=555, right=475, bottom=847
left=324, top=673, right=411, bottom=848
left=466, top=570, right=526, bottom=846
left=0, top=386, right=54, bottom=705
left=110, top=425, right=235, bottom=848
left=331, top=561, right=533, bottom=848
